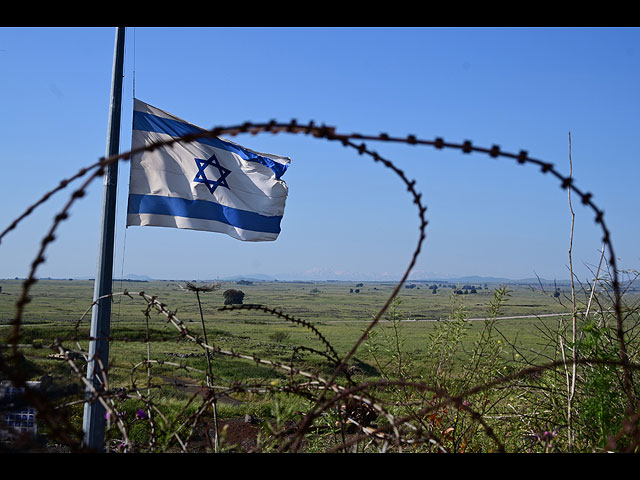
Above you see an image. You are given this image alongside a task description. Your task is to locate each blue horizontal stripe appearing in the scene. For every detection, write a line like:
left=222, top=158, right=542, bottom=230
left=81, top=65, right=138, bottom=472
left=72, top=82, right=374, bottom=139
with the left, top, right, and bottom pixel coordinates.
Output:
left=133, top=109, right=289, bottom=180
left=128, top=194, right=282, bottom=234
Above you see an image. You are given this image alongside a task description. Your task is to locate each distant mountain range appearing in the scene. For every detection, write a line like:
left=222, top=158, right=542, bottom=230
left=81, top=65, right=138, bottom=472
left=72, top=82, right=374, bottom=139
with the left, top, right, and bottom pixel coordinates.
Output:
left=220, top=274, right=277, bottom=282
left=61, top=273, right=567, bottom=285
left=11, top=271, right=570, bottom=285
left=420, top=275, right=568, bottom=285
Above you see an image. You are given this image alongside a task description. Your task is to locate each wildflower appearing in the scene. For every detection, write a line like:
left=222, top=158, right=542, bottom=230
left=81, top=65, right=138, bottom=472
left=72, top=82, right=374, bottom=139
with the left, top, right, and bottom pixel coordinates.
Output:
left=106, top=410, right=125, bottom=421
left=136, top=409, right=148, bottom=420
left=539, top=428, right=558, bottom=443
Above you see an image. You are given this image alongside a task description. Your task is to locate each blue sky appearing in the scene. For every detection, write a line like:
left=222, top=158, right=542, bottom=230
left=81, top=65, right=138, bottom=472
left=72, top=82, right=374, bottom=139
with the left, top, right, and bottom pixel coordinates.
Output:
left=0, top=27, right=638, bottom=282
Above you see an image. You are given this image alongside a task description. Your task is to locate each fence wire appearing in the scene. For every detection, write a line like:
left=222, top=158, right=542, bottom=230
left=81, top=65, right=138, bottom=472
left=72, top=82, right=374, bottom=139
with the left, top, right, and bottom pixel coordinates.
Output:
left=0, top=120, right=638, bottom=452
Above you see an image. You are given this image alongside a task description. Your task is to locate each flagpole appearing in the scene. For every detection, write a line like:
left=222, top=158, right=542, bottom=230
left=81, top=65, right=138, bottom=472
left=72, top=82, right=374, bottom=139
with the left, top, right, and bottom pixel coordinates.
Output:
left=82, top=26, right=125, bottom=451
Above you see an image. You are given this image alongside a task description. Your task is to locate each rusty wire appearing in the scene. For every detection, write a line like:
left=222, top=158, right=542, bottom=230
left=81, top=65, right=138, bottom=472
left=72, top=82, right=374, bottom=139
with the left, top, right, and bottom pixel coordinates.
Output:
left=0, top=118, right=638, bottom=452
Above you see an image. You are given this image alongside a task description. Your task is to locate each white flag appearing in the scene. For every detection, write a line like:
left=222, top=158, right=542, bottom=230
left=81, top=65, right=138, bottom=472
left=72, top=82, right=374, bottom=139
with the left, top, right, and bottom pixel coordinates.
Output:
left=127, top=99, right=291, bottom=241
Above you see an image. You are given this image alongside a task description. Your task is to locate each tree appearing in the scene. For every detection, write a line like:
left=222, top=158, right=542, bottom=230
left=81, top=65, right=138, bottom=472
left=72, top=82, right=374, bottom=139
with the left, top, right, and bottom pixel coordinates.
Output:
left=223, top=289, right=245, bottom=305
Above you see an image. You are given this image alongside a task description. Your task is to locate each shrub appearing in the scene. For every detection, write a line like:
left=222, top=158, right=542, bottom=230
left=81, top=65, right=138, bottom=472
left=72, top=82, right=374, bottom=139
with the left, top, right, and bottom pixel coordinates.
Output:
left=223, top=289, right=245, bottom=305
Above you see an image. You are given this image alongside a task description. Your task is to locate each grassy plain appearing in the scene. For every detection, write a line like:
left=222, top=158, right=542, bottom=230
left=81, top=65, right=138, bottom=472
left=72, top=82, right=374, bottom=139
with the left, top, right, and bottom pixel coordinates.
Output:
left=2, top=277, right=637, bottom=452
left=0, top=277, right=599, bottom=381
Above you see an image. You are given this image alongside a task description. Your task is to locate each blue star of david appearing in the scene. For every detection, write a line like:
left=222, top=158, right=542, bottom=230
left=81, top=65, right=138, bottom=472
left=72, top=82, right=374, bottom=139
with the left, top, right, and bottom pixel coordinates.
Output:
left=193, top=154, right=231, bottom=195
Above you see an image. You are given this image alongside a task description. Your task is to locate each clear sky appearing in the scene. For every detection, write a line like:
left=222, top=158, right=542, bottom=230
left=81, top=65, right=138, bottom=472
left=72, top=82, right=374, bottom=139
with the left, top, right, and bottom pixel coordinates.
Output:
left=0, top=27, right=638, bottom=282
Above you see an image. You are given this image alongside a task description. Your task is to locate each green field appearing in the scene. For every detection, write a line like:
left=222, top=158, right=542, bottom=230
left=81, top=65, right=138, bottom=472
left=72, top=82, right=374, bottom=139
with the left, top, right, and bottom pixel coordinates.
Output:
left=0, top=278, right=582, bottom=372
left=1, top=277, right=638, bottom=453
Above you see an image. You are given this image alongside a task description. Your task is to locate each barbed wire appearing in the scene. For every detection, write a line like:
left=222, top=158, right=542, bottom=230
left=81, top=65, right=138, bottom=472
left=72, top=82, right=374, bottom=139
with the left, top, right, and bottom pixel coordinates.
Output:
left=1, top=118, right=637, bottom=452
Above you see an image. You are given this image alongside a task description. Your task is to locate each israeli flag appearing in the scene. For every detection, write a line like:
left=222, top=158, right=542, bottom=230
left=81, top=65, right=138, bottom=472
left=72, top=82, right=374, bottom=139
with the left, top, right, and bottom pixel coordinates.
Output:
left=127, top=99, right=291, bottom=241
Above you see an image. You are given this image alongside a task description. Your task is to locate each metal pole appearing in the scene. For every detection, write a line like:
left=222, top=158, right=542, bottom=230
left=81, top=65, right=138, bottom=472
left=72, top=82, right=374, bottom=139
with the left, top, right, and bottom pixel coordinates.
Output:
left=82, top=26, right=125, bottom=451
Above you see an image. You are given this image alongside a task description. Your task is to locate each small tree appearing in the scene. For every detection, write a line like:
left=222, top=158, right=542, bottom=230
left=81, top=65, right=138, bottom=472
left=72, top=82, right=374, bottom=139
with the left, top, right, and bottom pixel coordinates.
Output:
left=223, top=289, right=245, bottom=305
